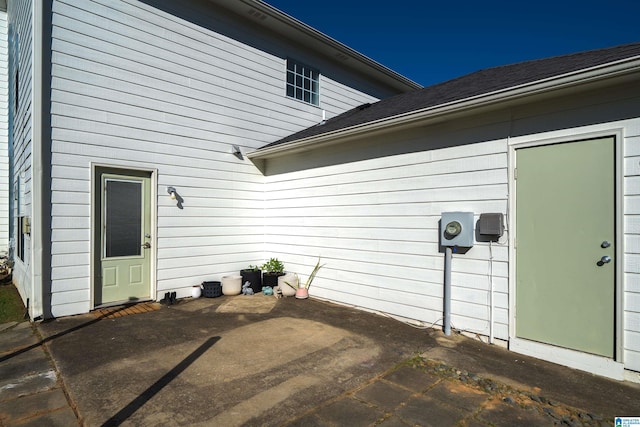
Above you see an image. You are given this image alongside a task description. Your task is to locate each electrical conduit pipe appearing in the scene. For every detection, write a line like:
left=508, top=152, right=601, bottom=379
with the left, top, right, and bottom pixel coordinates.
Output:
left=444, top=246, right=452, bottom=336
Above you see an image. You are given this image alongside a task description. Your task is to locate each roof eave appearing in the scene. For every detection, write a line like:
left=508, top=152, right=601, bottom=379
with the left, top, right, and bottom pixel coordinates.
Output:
left=215, top=0, right=422, bottom=92
left=248, top=56, right=640, bottom=161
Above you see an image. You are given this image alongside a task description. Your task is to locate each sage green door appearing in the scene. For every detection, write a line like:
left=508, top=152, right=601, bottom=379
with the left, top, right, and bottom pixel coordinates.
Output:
left=515, top=137, right=615, bottom=358
left=96, top=171, right=151, bottom=306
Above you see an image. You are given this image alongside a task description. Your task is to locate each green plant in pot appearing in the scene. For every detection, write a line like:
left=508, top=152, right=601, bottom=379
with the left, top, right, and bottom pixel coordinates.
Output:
left=261, top=258, right=285, bottom=288
left=240, top=264, right=262, bottom=293
left=285, top=257, right=325, bottom=300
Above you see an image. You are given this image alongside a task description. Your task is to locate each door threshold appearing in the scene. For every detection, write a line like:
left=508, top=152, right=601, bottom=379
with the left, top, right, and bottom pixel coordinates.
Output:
left=510, top=337, right=623, bottom=380
left=93, top=298, right=153, bottom=310
left=92, top=300, right=159, bottom=319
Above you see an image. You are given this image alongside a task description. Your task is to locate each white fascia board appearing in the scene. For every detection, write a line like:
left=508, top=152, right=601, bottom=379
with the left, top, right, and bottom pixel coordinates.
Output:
left=248, top=56, right=640, bottom=160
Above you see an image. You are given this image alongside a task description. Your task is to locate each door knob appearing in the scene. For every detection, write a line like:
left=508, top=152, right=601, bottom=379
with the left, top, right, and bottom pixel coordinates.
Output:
left=597, top=255, right=611, bottom=266
left=141, top=242, right=151, bottom=249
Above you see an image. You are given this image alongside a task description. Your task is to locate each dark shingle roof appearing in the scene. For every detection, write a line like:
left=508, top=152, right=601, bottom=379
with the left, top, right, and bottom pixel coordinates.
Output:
left=264, top=42, right=640, bottom=148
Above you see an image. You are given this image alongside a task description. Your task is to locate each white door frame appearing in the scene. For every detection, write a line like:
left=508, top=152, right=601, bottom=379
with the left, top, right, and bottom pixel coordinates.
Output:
left=507, top=124, right=624, bottom=379
left=90, top=163, right=157, bottom=309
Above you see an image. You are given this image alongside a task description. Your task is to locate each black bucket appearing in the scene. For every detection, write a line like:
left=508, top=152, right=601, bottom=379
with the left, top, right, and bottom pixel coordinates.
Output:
left=202, top=281, right=222, bottom=298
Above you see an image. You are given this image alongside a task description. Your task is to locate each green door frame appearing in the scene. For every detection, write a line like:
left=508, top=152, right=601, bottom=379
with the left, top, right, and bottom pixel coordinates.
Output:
left=91, top=165, right=157, bottom=309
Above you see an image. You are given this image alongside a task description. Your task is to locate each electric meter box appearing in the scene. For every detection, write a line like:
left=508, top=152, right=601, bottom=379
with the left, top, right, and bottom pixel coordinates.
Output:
left=440, top=212, right=474, bottom=248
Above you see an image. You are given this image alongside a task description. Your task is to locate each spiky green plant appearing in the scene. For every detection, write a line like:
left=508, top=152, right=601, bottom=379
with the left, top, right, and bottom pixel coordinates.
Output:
left=285, top=257, right=325, bottom=290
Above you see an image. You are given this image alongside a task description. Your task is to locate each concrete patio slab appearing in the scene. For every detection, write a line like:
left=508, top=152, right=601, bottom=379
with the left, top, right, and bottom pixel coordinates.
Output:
left=0, top=321, right=79, bottom=426
left=1, top=295, right=636, bottom=426
left=0, top=322, right=39, bottom=354
left=214, top=293, right=278, bottom=314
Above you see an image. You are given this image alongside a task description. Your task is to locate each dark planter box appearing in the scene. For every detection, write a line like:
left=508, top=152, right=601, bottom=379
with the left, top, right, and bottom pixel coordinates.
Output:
left=202, top=281, right=222, bottom=298
left=240, top=269, right=262, bottom=293
left=262, top=272, right=284, bottom=288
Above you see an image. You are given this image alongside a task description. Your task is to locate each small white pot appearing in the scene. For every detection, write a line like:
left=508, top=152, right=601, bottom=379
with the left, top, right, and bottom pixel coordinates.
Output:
left=221, top=275, right=242, bottom=295
left=191, top=285, right=202, bottom=299
left=278, top=273, right=297, bottom=297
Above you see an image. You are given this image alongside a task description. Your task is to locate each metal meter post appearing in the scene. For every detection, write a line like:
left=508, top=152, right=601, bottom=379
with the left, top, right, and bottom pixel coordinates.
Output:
left=440, top=212, right=474, bottom=336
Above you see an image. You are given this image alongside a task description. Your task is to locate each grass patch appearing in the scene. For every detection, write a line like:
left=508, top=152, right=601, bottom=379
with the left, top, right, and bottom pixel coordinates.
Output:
left=0, top=283, right=27, bottom=324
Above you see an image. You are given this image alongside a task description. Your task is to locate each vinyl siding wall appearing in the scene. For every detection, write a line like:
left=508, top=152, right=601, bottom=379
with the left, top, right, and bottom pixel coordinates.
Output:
left=262, top=87, right=640, bottom=373
left=624, top=122, right=640, bottom=371
left=0, top=9, right=9, bottom=252
left=263, top=129, right=511, bottom=341
left=48, top=0, right=382, bottom=316
left=7, top=0, right=33, bottom=308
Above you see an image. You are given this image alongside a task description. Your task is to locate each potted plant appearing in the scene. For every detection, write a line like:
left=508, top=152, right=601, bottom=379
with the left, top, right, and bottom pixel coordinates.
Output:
left=284, top=257, right=325, bottom=299
left=240, top=264, right=262, bottom=293
left=261, top=258, right=285, bottom=288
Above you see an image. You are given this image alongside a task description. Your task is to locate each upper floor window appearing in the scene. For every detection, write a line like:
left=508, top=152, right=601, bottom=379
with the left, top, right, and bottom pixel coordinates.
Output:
left=286, top=59, right=319, bottom=106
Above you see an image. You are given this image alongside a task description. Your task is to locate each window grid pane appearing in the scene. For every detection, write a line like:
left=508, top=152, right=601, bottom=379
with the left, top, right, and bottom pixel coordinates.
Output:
left=286, top=59, right=319, bottom=106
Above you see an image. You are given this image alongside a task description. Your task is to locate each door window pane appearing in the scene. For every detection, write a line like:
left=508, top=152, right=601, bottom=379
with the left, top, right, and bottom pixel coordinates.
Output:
left=105, top=180, right=142, bottom=257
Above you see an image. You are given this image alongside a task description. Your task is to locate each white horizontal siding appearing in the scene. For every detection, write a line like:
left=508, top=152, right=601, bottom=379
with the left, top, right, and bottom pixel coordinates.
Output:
left=7, top=0, right=33, bottom=309
left=48, top=0, right=389, bottom=313
left=264, top=138, right=510, bottom=340
left=624, top=130, right=640, bottom=371
left=320, top=75, right=378, bottom=120
left=262, top=113, right=640, bottom=374
left=50, top=289, right=90, bottom=317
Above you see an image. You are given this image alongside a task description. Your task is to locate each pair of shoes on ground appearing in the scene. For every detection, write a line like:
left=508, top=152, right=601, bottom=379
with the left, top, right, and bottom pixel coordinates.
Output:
left=160, top=291, right=177, bottom=305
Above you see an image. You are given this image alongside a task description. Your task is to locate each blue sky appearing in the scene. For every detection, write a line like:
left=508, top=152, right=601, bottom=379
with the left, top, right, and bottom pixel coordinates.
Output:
left=267, top=0, right=640, bottom=87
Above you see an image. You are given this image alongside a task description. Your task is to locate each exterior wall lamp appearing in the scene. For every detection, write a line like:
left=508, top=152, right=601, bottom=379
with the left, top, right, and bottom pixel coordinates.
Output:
left=167, top=186, right=177, bottom=200
left=166, top=186, right=184, bottom=209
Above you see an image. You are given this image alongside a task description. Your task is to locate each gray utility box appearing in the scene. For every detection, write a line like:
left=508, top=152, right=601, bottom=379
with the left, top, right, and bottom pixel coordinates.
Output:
left=440, top=212, right=474, bottom=247
left=478, top=213, right=504, bottom=237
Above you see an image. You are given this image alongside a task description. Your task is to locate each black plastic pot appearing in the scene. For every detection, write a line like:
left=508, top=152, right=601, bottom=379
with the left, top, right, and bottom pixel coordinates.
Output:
left=240, top=269, right=262, bottom=293
left=262, top=272, right=284, bottom=288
